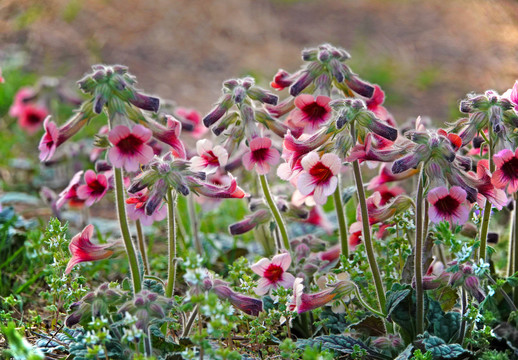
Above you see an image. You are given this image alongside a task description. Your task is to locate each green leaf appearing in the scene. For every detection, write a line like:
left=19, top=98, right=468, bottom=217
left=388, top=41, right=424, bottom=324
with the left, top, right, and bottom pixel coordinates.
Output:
left=506, top=272, right=518, bottom=287
left=341, top=186, right=357, bottom=204
left=420, top=332, right=471, bottom=359
left=386, top=283, right=411, bottom=316
left=297, top=335, right=391, bottom=360
left=319, top=307, right=348, bottom=334
left=1, top=322, right=44, bottom=360
left=430, top=286, right=458, bottom=312
left=349, top=315, right=386, bottom=337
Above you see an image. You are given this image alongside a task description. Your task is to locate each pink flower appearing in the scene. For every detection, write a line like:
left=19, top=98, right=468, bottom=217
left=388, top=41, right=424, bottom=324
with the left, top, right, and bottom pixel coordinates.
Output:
left=38, top=117, right=59, bottom=161
left=251, top=253, right=296, bottom=296
left=65, top=225, right=119, bottom=274
left=470, top=160, right=507, bottom=210
left=289, top=277, right=354, bottom=314
left=77, top=170, right=109, bottom=207
left=242, top=137, right=280, bottom=175
left=291, top=95, right=332, bottom=133
left=502, top=81, right=518, bottom=111
left=297, top=152, right=341, bottom=205
left=9, top=88, right=35, bottom=118
left=0, top=67, right=4, bottom=83
left=18, top=103, right=48, bottom=134
left=211, top=279, right=263, bottom=316
left=305, top=206, right=333, bottom=234
left=428, top=186, right=470, bottom=225
left=90, top=126, right=110, bottom=162
left=368, top=163, right=418, bottom=190
left=187, top=174, right=247, bottom=199
left=175, top=107, right=207, bottom=139
left=108, top=125, right=154, bottom=172
left=366, top=85, right=396, bottom=127
left=492, top=148, right=518, bottom=194
left=56, top=171, right=85, bottom=209
left=126, top=189, right=167, bottom=226
left=190, top=139, right=228, bottom=174
left=139, top=116, right=186, bottom=159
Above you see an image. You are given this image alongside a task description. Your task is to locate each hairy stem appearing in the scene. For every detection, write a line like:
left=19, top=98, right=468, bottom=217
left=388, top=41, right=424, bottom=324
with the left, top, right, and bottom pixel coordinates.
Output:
left=259, top=174, right=290, bottom=251
left=188, top=194, right=203, bottom=254
left=478, top=127, right=494, bottom=262
left=333, top=180, right=349, bottom=259
left=514, top=196, right=518, bottom=304
left=415, top=165, right=425, bottom=335
left=135, top=219, right=150, bottom=275
left=165, top=189, right=177, bottom=298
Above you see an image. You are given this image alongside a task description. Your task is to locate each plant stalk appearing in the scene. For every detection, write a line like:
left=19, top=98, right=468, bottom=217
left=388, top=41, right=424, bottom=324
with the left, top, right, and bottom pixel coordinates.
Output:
left=514, top=196, right=518, bottom=304
left=415, top=165, right=425, bottom=335
left=135, top=219, right=150, bottom=275
left=259, top=174, right=290, bottom=251
left=188, top=194, right=203, bottom=254
left=478, top=126, right=494, bottom=262
left=333, top=180, right=349, bottom=259
left=165, top=189, right=177, bottom=298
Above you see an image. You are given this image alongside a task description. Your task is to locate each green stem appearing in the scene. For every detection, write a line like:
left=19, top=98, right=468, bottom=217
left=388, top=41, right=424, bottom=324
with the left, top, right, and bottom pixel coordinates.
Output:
left=354, top=289, right=385, bottom=317
left=457, top=288, right=467, bottom=344
left=514, top=197, right=518, bottom=304
left=114, top=167, right=142, bottom=294
left=135, top=219, right=150, bottom=275
left=333, top=181, right=349, bottom=259
left=188, top=194, right=203, bottom=254
left=259, top=174, right=290, bottom=251
left=478, top=127, right=494, bottom=262
left=165, top=189, right=177, bottom=298
left=351, top=150, right=386, bottom=312
left=508, top=207, right=515, bottom=277
left=415, top=165, right=425, bottom=335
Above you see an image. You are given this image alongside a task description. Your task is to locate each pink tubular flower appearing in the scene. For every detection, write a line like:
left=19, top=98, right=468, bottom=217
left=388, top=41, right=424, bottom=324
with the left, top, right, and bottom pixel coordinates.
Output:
left=428, top=186, right=470, bottom=225
left=56, top=171, right=85, bottom=209
left=297, top=152, right=341, bottom=205
left=175, top=107, right=207, bottom=139
left=77, top=170, right=109, bottom=207
left=9, top=88, right=35, bottom=118
left=492, top=148, right=518, bottom=194
left=126, top=189, right=167, bottom=226
left=140, top=116, right=186, bottom=159
left=108, top=125, right=154, bottom=172
left=251, top=253, right=296, bottom=296
left=470, top=159, right=507, bottom=210
left=18, top=103, right=48, bottom=134
left=368, top=163, right=418, bottom=190
left=187, top=175, right=247, bottom=199
left=190, top=139, right=228, bottom=174
left=242, top=137, right=280, bottom=175
left=65, top=225, right=119, bottom=274
left=366, top=85, right=396, bottom=127
left=291, top=95, right=332, bottom=133
left=212, top=279, right=263, bottom=316
left=289, top=277, right=354, bottom=314
left=305, top=206, right=334, bottom=234
left=502, top=80, right=518, bottom=111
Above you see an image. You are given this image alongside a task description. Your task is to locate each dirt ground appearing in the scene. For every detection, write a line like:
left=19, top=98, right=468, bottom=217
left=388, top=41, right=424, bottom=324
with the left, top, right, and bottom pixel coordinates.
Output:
left=1, top=0, right=518, bottom=125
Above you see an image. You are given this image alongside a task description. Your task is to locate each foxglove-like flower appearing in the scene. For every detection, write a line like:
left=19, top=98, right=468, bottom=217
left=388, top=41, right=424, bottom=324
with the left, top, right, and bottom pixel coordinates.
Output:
left=242, top=137, right=280, bottom=175
left=77, top=170, right=109, bottom=206
left=492, top=148, right=518, bottom=194
left=368, top=163, right=418, bottom=190
left=289, top=277, right=355, bottom=314
left=9, top=88, right=36, bottom=118
left=56, top=171, right=85, bottom=209
left=144, top=115, right=186, bottom=159
left=187, top=175, right=247, bottom=199
left=190, top=139, right=228, bottom=174
left=470, top=160, right=507, bottom=210
left=108, top=125, right=154, bottom=172
left=428, top=186, right=470, bottom=225
left=65, top=225, right=120, bottom=274
left=297, top=152, right=341, bottom=205
left=229, top=209, right=270, bottom=235
left=175, top=107, right=207, bottom=138
left=17, top=103, right=48, bottom=134
left=291, top=95, right=332, bottom=133
left=251, top=253, right=296, bottom=296
left=212, top=279, right=263, bottom=316
left=126, top=189, right=167, bottom=226
left=366, top=85, right=396, bottom=126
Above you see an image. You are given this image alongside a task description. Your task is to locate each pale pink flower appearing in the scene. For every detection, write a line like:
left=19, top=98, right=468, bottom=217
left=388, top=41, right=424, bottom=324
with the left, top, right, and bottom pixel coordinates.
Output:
left=297, top=152, right=341, bottom=205
left=65, top=224, right=119, bottom=274
left=290, top=95, right=332, bottom=133
left=126, top=189, right=167, bottom=226
left=242, top=137, right=280, bottom=175
left=428, top=186, right=470, bottom=225
left=190, top=139, right=228, bottom=174
left=77, top=170, right=109, bottom=207
left=9, top=88, right=35, bottom=118
left=251, top=253, right=296, bottom=296
left=56, top=171, right=85, bottom=209
left=108, top=125, right=154, bottom=172
left=492, top=148, right=518, bottom=194
left=175, top=107, right=207, bottom=139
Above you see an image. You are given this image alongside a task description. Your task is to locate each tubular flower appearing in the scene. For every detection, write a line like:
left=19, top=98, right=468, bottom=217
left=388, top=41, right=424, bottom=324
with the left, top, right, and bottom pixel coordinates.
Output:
left=18, top=103, right=49, bottom=134
left=187, top=174, right=247, bottom=199
left=77, top=170, right=109, bottom=207
left=190, top=139, right=228, bottom=174
left=108, top=125, right=154, bottom=172
left=492, top=148, right=518, bottom=194
left=65, top=225, right=120, bottom=274
left=296, top=152, right=341, bottom=205
left=305, top=206, right=334, bottom=234
left=125, top=189, right=167, bottom=226
left=368, top=163, right=419, bottom=190
left=291, top=95, right=332, bottom=134
left=56, top=171, right=85, bottom=209
left=347, top=133, right=409, bottom=163
left=211, top=279, right=263, bottom=316
left=289, top=277, right=355, bottom=314
left=142, top=115, right=186, bottom=159
left=39, top=101, right=95, bottom=162
left=242, top=137, right=280, bottom=175
left=251, top=253, right=296, bottom=296
left=428, top=186, right=470, bottom=225
left=174, top=107, right=207, bottom=139
left=469, top=160, right=507, bottom=210
left=229, top=209, right=271, bottom=235
left=366, top=85, right=396, bottom=126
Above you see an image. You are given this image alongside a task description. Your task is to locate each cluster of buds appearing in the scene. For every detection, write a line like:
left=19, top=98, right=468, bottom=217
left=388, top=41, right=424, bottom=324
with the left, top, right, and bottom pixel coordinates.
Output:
left=118, top=290, right=173, bottom=330
left=66, top=283, right=129, bottom=327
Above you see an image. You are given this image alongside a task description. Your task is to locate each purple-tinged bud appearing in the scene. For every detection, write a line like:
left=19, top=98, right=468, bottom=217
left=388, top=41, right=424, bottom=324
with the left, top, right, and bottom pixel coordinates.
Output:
left=499, top=97, right=513, bottom=110
left=265, top=97, right=295, bottom=118
left=113, top=65, right=128, bottom=74
left=176, top=183, right=190, bottom=196
left=248, top=87, right=278, bottom=105
left=229, top=209, right=270, bottom=235
left=344, top=72, right=375, bottom=98
left=95, top=160, right=112, bottom=173
left=212, top=284, right=262, bottom=316
left=472, top=136, right=484, bottom=149
left=392, top=151, right=423, bottom=174
left=94, top=94, right=107, bottom=114
left=295, top=243, right=311, bottom=262
left=232, top=86, right=247, bottom=104
left=240, top=104, right=255, bottom=125
left=487, top=232, right=498, bottom=244
left=290, top=71, right=315, bottom=97
left=203, top=94, right=233, bottom=127
left=455, top=155, right=472, bottom=172
left=146, top=179, right=168, bottom=215
left=318, top=49, right=330, bottom=62
left=459, top=100, right=472, bottom=113
left=134, top=297, right=146, bottom=307
left=367, top=116, right=398, bottom=141
left=149, top=303, right=165, bottom=318
left=329, top=58, right=344, bottom=83
left=129, top=92, right=160, bottom=112
left=223, top=79, right=239, bottom=90
left=464, top=276, right=485, bottom=302
left=65, top=311, right=82, bottom=327
left=302, top=48, right=318, bottom=61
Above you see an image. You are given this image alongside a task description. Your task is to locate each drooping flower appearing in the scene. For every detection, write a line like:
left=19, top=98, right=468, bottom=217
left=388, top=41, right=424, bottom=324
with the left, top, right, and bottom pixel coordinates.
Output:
left=428, top=186, right=470, bottom=225
left=290, top=95, right=332, bottom=134
left=77, top=170, right=109, bottom=207
left=187, top=174, right=247, bottom=199
left=251, top=253, right=296, bottom=296
left=56, top=171, right=85, bottom=209
left=141, top=116, right=186, bottom=159
left=242, top=137, right=280, bottom=175
left=175, top=107, right=207, bottom=139
left=368, top=163, right=418, bottom=190
left=305, top=206, right=334, bottom=234
left=190, top=139, right=228, bottom=174
left=297, top=152, right=341, bottom=205
left=492, top=148, right=518, bottom=194
left=365, top=85, right=396, bottom=127
left=229, top=209, right=270, bottom=235
left=469, top=160, right=507, bottom=210
left=18, top=103, right=48, bottom=134
left=108, top=125, right=154, bottom=172
left=211, top=279, right=263, bottom=316
left=65, top=225, right=120, bottom=274
left=502, top=80, right=518, bottom=112
left=126, top=189, right=167, bottom=226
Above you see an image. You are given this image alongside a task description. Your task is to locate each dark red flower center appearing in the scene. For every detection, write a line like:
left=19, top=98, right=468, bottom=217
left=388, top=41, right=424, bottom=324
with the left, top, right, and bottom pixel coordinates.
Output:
left=89, top=180, right=107, bottom=196
left=434, top=195, right=460, bottom=215
left=203, top=150, right=220, bottom=166
left=26, top=110, right=44, bottom=124
left=501, top=157, right=518, bottom=180
left=251, top=147, right=269, bottom=162
left=302, top=102, right=328, bottom=123
left=264, top=264, right=283, bottom=283
left=117, top=134, right=144, bottom=154
left=309, top=162, right=333, bottom=184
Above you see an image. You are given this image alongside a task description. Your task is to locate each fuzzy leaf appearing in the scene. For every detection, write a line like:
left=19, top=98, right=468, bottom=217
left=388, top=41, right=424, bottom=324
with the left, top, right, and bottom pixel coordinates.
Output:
left=506, top=272, right=518, bottom=287
left=349, top=315, right=386, bottom=337
left=430, top=286, right=458, bottom=312
left=319, top=307, right=348, bottom=334
left=420, top=333, right=470, bottom=359
left=297, top=335, right=391, bottom=360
